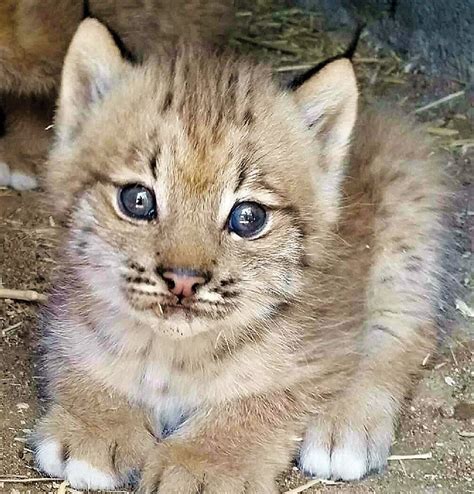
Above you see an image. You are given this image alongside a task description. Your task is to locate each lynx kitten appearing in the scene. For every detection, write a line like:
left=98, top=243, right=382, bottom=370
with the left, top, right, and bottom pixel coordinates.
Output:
left=33, top=19, right=449, bottom=493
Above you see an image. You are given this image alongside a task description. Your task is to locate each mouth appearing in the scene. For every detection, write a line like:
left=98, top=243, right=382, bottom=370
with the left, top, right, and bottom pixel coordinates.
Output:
left=149, top=300, right=230, bottom=320
left=126, top=286, right=232, bottom=321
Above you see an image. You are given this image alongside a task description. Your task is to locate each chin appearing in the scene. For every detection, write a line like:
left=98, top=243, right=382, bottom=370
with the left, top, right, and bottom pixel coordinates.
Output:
left=155, top=313, right=225, bottom=339
left=130, top=305, right=227, bottom=339
left=127, top=296, right=274, bottom=340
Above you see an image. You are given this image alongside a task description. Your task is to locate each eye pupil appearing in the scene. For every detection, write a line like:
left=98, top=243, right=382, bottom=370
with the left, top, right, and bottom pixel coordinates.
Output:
left=119, top=185, right=156, bottom=220
left=229, top=202, right=267, bottom=238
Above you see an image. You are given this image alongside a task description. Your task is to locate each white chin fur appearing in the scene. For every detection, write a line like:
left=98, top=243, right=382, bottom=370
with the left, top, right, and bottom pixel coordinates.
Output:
left=10, top=171, right=38, bottom=190
left=63, top=459, right=119, bottom=490
left=35, top=439, right=65, bottom=478
left=0, top=161, right=10, bottom=187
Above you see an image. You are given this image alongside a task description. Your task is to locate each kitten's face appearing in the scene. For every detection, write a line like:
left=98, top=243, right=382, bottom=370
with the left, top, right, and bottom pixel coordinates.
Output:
left=49, top=20, right=357, bottom=339
left=66, top=67, right=316, bottom=338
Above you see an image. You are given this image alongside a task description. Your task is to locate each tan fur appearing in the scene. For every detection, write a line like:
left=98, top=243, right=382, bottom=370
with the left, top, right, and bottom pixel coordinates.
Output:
left=0, top=0, right=235, bottom=188
left=33, top=19, right=450, bottom=493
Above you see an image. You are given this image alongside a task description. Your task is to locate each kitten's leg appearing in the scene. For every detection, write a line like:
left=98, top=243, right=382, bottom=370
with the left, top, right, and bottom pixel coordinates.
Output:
left=299, top=342, right=433, bottom=481
left=300, top=194, right=442, bottom=480
left=0, top=94, right=53, bottom=190
left=139, top=391, right=305, bottom=494
left=34, top=388, right=156, bottom=490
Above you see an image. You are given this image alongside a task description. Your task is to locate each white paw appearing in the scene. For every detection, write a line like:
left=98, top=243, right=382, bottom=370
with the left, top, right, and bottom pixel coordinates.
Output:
left=0, top=161, right=38, bottom=190
left=35, top=439, right=65, bottom=478
left=10, top=170, right=38, bottom=190
left=300, top=422, right=392, bottom=481
left=63, top=458, right=119, bottom=490
left=0, top=161, right=10, bottom=187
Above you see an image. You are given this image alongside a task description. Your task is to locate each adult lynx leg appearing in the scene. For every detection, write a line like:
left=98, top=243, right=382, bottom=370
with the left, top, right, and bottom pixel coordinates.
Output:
left=0, top=94, right=53, bottom=190
left=34, top=385, right=156, bottom=490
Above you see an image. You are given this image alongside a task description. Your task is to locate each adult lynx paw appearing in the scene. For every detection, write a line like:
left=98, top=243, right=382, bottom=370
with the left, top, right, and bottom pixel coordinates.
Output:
left=0, top=161, right=38, bottom=190
left=299, top=395, right=396, bottom=481
left=34, top=404, right=154, bottom=489
left=139, top=442, right=278, bottom=494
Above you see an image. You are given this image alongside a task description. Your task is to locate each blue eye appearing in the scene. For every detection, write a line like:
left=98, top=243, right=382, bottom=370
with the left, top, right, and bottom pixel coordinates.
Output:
left=228, top=202, right=267, bottom=238
left=118, top=184, right=156, bottom=220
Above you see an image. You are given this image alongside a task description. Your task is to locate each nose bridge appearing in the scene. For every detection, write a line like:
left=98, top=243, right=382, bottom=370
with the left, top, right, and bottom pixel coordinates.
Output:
left=160, top=216, right=218, bottom=271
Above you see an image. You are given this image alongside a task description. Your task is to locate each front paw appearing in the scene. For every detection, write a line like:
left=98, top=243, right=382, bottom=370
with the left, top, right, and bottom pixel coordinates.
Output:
left=140, top=442, right=277, bottom=494
left=299, top=394, right=396, bottom=481
left=33, top=403, right=155, bottom=489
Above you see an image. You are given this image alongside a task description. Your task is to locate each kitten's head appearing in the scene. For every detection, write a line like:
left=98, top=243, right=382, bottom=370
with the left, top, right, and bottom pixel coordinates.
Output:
left=47, top=19, right=358, bottom=339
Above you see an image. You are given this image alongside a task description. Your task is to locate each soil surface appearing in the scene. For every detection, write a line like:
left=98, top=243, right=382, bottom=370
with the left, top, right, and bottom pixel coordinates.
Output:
left=0, top=3, right=472, bottom=493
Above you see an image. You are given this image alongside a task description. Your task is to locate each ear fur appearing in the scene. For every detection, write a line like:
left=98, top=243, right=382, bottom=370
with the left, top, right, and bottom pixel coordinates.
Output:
left=293, top=59, right=358, bottom=225
left=55, top=18, right=129, bottom=145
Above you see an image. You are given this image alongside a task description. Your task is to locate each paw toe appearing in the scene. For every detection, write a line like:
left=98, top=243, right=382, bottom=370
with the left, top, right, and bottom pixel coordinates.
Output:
left=0, top=161, right=11, bottom=187
left=63, top=458, right=119, bottom=490
left=10, top=171, right=38, bottom=190
left=35, top=439, right=65, bottom=478
left=299, top=444, right=331, bottom=479
left=330, top=447, right=367, bottom=481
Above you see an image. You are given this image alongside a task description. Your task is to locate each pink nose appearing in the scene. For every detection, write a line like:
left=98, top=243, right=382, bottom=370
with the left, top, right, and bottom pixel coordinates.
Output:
left=161, top=269, right=208, bottom=298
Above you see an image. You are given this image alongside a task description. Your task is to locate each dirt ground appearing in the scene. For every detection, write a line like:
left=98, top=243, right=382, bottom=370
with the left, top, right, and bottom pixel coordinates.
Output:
left=0, top=3, right=472, bottom=494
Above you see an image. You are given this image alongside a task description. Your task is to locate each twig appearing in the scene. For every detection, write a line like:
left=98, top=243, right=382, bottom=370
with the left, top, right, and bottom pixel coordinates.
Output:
left=426, top=127, right=459, bottom=137
left=388, top=452, right=432, bottom=461
left=413, top=90, right=465, bottom=114
left=398, top=459, right=408, bottom=476
left=275, top=63, right=313, bottom=73
left=236, top=36, right=300, bottom=55
left=275, top=57, right=386, bottom=73
left=449, top=346, right=459, bottom=366
left=456, top=299, right=474, bottom=318
left=448, top=138, right=474, bottom=148
left=353, top=57, right=386, bottom=64
left=284, top=478, right=342, bottom=493
left=56, top=479, right=68, bottom=494
left=2, top=321, right=23, bottom=336
left=0, top=288, right=47, bottom=303
left=0, top=477, right=60, bottom=483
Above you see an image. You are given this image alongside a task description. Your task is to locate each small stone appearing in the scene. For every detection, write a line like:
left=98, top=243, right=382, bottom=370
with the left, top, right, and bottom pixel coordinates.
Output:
left=439, top=405, right=455, bottom=418
left=444, top=376, right=456, bottom=387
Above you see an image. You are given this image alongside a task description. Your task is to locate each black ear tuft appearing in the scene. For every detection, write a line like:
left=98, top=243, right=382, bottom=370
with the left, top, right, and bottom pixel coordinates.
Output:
left=81, top=0, right=136, bottom=63
left=107, top=26, right=137, bottom=63
left=287, top=23, right=365, bottom=91
left=0, top=104, right=5, bottom=138
left=82, top=0, right=90, bottom=18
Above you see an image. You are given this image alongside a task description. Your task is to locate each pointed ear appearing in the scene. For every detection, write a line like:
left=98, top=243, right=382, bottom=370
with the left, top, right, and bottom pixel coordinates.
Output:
left=293, top=59, right=358, bottom=224
left=55, top=18, right=130, bottom=145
